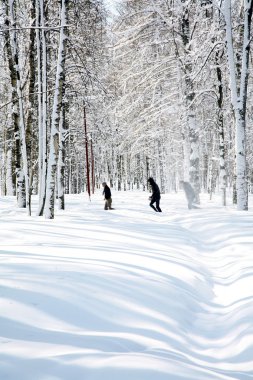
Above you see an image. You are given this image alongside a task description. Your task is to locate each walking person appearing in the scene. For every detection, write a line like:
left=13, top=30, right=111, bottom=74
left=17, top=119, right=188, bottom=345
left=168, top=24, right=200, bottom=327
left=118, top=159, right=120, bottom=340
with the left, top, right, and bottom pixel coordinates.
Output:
left=180, top=180, right=199, bottom=209
left=102, top=182, right=113, bottom=210
left=148, top=177, right=162, bottom=212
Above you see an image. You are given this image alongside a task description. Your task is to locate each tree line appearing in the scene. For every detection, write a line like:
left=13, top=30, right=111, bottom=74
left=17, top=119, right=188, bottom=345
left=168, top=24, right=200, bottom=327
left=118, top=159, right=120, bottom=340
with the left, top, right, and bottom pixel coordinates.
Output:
left=0, top=0, right=253, bottom=218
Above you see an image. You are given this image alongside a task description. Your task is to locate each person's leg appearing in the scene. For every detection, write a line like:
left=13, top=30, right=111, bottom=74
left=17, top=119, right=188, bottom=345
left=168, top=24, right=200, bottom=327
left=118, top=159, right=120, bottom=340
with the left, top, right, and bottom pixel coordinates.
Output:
left=156, top=199, right=162, bottom=212
left=108, top=198, right=113, bottom=209
left=188, top=195, right=194, bottom=209
left=191, top=197, right=199, bottom=209
left=104, top=199, right=108, bottom=210
left=150, top=200, right=157, bottom=211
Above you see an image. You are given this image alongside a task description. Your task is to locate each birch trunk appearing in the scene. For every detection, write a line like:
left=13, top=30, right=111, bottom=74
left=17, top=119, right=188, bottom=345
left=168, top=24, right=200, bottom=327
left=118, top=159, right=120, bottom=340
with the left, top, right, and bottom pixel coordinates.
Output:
left=117, top=154, right=122, bottom=191
left=216, top=53, right=226, bottom=206
left=223, top=0, right=253, bottom=210
left=158, top=139, right=165, bottom=193
left=37, top=0, right=48, bottom=216
left=9, top=0, right=30, bottom=213
left=84, top=106, right=91, bottom=198
left=1, top=102, right=15, bottom=195
left=44, top=0, right=68, bottom=219
left=188, top=114, right=200, bottom=203
left=36, top=0, right=42, bottom=192
left=181, top=2, right=200, bottom=202
left=182, top=133, right=190, bottom=182
left=6, top=149, right=15, bottom=195
left=58, top=105, right=67, bottom=210
left=2, top=0, right=25, bottom=205
left=26, top=0, right=36, bottom=213
left=90, top=137, right=95, bottom=194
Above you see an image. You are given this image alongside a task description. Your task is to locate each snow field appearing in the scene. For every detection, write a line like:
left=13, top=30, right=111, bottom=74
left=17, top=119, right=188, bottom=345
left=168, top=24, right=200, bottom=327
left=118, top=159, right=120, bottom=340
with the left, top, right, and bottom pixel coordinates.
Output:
left=0, top=191, right=253, bottom=380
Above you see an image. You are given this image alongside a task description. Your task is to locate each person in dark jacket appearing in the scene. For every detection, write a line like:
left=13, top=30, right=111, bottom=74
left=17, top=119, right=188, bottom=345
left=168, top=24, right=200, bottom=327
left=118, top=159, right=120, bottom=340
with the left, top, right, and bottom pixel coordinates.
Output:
left=148, top=177, right=162, bottom=212
left=180, top=181, right=198, bottom=209
left=102, top=182, right=113, bottom=210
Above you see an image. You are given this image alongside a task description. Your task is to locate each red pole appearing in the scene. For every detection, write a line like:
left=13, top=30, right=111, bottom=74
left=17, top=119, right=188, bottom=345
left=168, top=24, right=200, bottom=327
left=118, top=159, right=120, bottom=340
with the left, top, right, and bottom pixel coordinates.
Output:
left=90, top=137, right=95, bottom=194
left=84, top=106, right=91, bottom=198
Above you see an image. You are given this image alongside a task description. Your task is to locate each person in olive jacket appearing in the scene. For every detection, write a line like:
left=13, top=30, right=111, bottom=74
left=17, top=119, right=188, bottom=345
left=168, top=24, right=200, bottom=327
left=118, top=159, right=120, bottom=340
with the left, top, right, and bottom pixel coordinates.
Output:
left=148, top=177, right=162, bottom=212
left=102, top=182, right=113, bottom=210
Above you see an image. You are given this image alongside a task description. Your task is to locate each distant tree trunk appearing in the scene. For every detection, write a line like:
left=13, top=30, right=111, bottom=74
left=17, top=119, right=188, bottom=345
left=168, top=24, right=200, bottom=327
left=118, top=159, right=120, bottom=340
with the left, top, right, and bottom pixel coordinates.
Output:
left=136, top=154, right=140, bottom=190
left=84, top=106, right=91, bottom=198
left=158, top=139, right=165, bottom=193
left=117, top=154, right=122, bottom=190
left=127, top=153, right=131, bottom=190
left=146, top=156, right=150, bottom=184
left=233, top=170, right=237, bottom=204
left=44, top=0, right=68, bottom=219
left=90, top=137, right=95, bottom=194
left=6, top=149, right=15, bottom=195
left=182, top=132, right=190, bottom=182
left=1, top=97, right=15, bottom=195
left=122, top=155, right=126, bottom=191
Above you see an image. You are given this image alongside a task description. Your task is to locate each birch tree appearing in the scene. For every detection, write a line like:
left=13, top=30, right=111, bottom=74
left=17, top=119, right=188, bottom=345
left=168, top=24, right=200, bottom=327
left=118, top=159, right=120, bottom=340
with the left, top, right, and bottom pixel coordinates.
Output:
left=2, top=0, right=28, bottom=208
left=57, top=95, right=67, bottom=210
left=26, top=0, right=36, bottom=214
left=1, top=3, right=16, bottom=196
left=223, top=0, right=253, bottom=210
left=176, top=0, right=202, bottom=202
left=10, top=0, right=31, bottom=212
left=36, top=0, right=48, bottom=216
left=44, top=0, right=68, bottom=219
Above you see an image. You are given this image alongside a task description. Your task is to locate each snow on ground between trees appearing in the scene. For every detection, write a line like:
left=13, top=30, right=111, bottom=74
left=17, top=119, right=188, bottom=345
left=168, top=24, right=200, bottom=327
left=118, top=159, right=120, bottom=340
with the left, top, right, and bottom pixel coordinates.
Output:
left=0, top=191, right=253, bottom=380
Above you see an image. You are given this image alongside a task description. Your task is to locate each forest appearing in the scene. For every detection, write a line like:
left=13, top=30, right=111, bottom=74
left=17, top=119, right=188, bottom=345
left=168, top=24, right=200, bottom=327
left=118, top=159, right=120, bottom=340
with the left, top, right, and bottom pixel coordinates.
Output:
left=0, top=0, right=253, bottom=218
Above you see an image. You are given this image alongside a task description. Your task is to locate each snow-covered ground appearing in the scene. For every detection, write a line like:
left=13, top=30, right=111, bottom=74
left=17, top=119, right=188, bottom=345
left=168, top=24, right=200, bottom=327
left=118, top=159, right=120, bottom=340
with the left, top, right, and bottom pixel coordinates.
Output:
left=1, top=190, right=253, bottom=380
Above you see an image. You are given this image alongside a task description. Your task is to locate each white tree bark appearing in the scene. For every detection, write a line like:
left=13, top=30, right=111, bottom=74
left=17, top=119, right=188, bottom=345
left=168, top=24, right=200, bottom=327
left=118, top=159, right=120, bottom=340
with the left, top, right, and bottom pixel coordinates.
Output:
left=36, top=0, right=42, bottom=204
left=9, top=0, right=30, bottom=212
left=181, top=2, right=200, bottom=202
left=58, top=107, right=66, bottom=210
left=37, top=0, right=48, bottom=216
left=223, top=0, right=253, bottom=210
left=216, top=54, right=226, bottom=206
left=6, top=149, right=15, bottom=195
left=44, top=0, right=68, bottom=219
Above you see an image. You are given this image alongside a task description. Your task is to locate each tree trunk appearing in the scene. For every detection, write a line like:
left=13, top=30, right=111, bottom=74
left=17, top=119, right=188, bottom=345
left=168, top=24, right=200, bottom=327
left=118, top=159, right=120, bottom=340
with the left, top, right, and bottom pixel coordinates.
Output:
left=44, top=0, right=68, bottom=219
left=37, top=0, right=48, bottom=216
left=90, top=138, right=95, bottom=194
left=2, top=0, right=25, bottom=206
left=216, top=52, right=226, bottom=206
left=9, top=0, right=30, bottom=212
left=223, top=0, right=253, bottom=210
left=26, top=0, right=36, bottom=214
left=181, top=2, right=200, bottom=202
left=58, top=106, right=66, bottom=209
left=84, top=106, right=91, bottom=199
